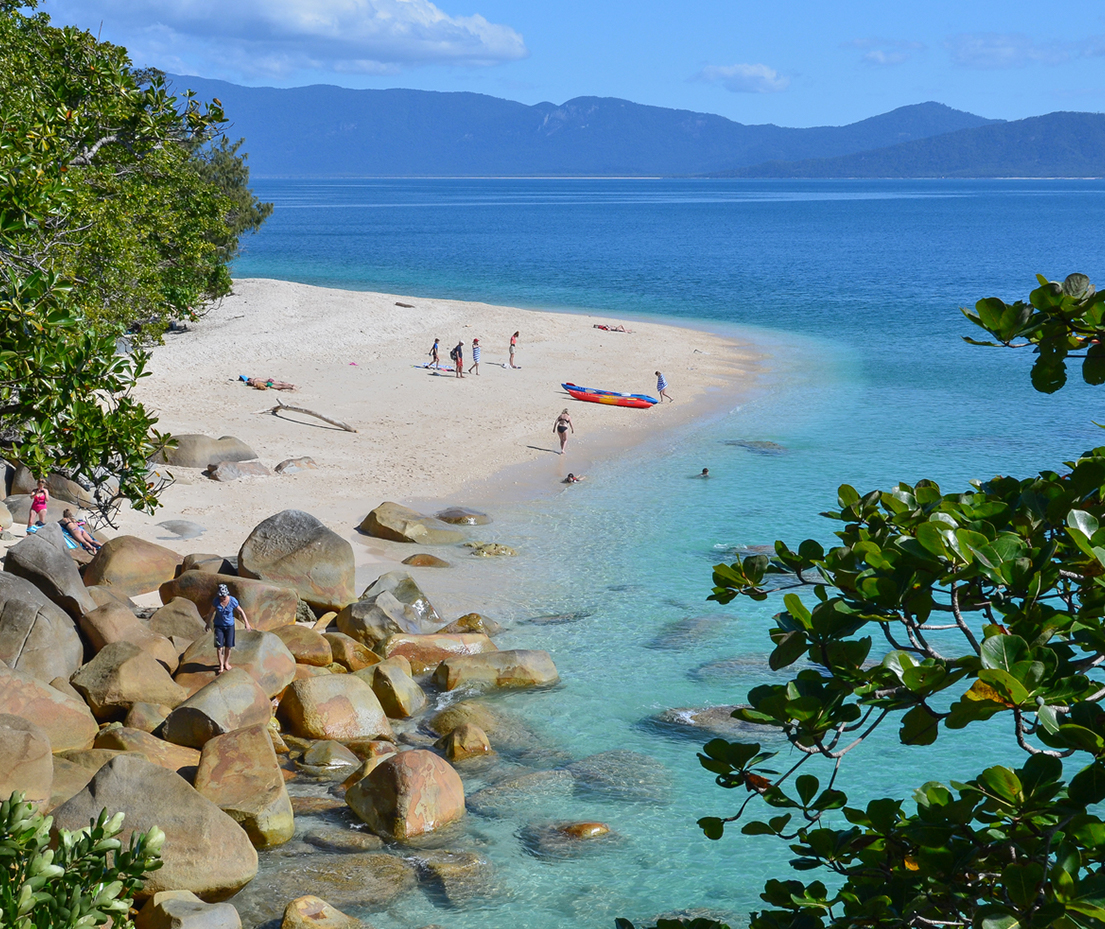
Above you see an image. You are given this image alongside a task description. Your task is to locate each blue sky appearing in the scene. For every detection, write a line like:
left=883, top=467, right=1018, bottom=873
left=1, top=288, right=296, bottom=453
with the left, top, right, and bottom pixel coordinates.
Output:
left=44, top=0, right=1105, bottom=126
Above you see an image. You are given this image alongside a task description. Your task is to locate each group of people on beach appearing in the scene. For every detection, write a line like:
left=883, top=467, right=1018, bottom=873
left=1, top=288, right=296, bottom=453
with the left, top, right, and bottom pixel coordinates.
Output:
left=429, top=331, right=521, bottom=378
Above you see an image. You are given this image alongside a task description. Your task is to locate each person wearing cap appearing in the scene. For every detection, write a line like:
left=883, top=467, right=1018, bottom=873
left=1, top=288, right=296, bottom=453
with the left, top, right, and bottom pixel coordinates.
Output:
left=468, top=337, right=481, bottom=375
left=205, top=583, right=253, bottom=674
left=451, top=340, right=465, bottom=378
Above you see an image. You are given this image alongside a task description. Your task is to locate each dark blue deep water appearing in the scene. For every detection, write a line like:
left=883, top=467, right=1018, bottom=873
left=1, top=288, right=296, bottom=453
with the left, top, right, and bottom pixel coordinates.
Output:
left=233, top=179, right=1104, bottom=929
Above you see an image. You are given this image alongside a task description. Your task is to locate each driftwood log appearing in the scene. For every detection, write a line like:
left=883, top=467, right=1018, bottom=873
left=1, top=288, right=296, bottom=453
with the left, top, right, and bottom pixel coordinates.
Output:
left=255, top=400, right=357, bottom=433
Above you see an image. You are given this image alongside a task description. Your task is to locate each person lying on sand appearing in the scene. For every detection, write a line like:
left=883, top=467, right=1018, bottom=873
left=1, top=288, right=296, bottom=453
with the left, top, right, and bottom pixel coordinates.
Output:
left=593, top=323, right=633, bottom=332
left=60, top=509, right=101, bottom=554
left=241, top=376, right=296, bottom=390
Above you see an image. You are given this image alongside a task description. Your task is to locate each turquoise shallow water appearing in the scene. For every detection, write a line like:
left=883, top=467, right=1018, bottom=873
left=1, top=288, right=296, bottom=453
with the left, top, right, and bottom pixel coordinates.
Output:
left=233, top=179, right=1103, bottom=927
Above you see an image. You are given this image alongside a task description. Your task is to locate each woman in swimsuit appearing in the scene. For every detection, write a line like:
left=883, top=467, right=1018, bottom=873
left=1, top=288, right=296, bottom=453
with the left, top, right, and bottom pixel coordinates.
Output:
left=553, top=409, right=574, bottom=454
left=509, top=331, right=520, bottom=369
left=27, top=479, right=48, bottom=530
left=60, top=508, right=101, bottom=554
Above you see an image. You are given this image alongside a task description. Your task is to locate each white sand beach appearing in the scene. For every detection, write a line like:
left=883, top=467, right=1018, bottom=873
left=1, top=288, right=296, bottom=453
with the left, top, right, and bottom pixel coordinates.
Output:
left=104, top=278, right=763, bottom=566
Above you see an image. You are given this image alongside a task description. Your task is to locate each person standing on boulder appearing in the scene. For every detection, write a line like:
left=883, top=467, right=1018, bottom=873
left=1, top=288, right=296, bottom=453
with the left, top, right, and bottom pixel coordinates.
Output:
left=26, top=478, right=48, bottom=531
left=205, top=583, right=253, bottom=674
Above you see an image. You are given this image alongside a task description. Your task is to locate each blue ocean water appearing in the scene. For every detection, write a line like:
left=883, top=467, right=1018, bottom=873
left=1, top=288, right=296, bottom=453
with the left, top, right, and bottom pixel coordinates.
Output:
left=234, top=179, right=1103, bottom=928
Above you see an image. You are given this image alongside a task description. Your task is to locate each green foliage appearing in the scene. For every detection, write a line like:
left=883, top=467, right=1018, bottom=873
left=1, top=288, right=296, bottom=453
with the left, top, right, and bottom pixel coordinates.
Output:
left=620, top=277, right=1105, bottom=929
left=962, top=272, right=1105, bottom=394
left=0, top=792, right=163, bottom=929
left=0, top=2, right=267, bottom=520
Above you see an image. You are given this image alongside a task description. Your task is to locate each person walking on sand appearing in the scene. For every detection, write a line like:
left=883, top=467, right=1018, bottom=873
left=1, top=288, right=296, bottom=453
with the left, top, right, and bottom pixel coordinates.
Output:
left=509, top=331, right=520, bottom=368
left=468, top=337, right=481, bottom=375
left=554, top=409, right=573, bottom=454
left=429, top=338, right=441, bottom=369
left=656, top=370, right=673, bottom=402
left=450, top=340, right=465, bottom=378
left=205, top=583, right=253, bottom=674
left=26, top=478, right=48, bottom=530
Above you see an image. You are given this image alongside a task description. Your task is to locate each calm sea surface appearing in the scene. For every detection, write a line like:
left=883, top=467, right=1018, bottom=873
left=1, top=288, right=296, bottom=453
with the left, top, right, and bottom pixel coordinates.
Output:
left=234, top=179, right=1103, bottom=928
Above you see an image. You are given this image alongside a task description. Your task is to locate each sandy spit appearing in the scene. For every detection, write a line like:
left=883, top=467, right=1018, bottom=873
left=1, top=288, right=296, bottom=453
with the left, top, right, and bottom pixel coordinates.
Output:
left=83, top=278, right=765, bottom=584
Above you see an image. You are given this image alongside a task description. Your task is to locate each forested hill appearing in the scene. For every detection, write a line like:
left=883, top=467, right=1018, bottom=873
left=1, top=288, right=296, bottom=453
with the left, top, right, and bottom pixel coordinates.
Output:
left=719, top=112, right=1105, bottom=178
left=168, top=74, right=996, bottom=177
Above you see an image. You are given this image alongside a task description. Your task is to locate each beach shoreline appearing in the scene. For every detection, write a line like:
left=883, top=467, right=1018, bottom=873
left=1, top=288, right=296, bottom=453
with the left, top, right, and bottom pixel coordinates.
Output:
left=82, top=277, right=768, bottom=588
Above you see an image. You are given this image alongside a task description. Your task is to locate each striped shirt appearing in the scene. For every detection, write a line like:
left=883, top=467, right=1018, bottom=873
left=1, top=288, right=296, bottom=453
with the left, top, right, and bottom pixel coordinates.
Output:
left=657, top=373, right=667, bottom=391
left=472, top=344, right=481, bottom=363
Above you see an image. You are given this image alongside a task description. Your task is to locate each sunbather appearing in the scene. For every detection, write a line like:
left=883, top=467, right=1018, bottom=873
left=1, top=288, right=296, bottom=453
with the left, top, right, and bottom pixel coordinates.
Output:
left=241, top=376, right=296, bottom=390
left=60, top=509, right=101, bottom=554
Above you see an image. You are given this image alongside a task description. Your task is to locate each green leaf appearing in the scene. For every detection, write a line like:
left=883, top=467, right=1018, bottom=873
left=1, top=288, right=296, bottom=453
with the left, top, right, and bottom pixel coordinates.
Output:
left=980, top=635, right=1030, bottom=672
left=1084, top=342, right=1105, bottom=386
left=698, top=817, right=725, bottom=840
left=1004, top=862, right=1045, bottom=909
left=795, top=775, right=819, bottom=806
left=899, top=705, right=939, bottom=745
left=1069, top=761, right=1105, bottom=805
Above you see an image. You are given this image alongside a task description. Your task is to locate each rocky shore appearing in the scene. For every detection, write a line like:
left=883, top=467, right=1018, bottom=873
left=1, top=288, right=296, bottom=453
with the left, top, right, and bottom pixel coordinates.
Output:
left=0, top=481, right=695, bottom=928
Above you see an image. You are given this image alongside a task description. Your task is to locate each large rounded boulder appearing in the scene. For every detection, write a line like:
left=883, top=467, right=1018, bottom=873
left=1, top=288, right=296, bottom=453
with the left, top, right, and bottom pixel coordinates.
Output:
left=272, top=624, right=332, bottom=667
left=432, top=649, right=559, bottom=691
left=194, top=723, right=294, bottom=849
left=277, top=674, right=394, bottom=742
left=151, top=434, right=257, bottom=469
left=345, top=749, right=465, bottom=841
left=51, top=754, right=258, bottom=901
left=334, top=571, right=442, bottom=650
left=159, top=572, right=297, bottom=632
left=83, top=537, right=183, bottom=597
left=382, top=632, right=497, bottom=675
left=0, top=714, right=53, bottom=810
left=359, top=503, right=464, bottom=545
left=162, top=669, right=273, bottom=748
left=148, top=598, right=207, bottom=641
left=0, top=572, right=83, bottom=682
left=79, top=603, right=178, bottom=672
left=70, top=641, right=188, bottom=719
left=174, top=630, right=295, bottom=698
left=0, top=663, right=97, bottom=751
left=238, top=510, right=355, bottom=613
left=4, top=528, right=97, bottom=618
left=93, top=727, right=200, bottom=777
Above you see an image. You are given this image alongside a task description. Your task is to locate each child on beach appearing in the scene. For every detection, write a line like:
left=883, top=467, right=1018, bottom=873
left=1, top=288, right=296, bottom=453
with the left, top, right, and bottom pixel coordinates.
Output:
left=204, top=583, right=253, bottom=674
left=510, top=331, right=520, bottom=368
left=656, top=371, right=673, bottom=402
left=451, top=341, right=465, bottom=378
left=562, top=472, right=585, bottom=483
left=429, top=338, right=441, bottom=369
left=26, top=479, right=48, bottom=530
left=553, top=409, right=573, bottom=454
left=468, top=338, right=481, bottom=375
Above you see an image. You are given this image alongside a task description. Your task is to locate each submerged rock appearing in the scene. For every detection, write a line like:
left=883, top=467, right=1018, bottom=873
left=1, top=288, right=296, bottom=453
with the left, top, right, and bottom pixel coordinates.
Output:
left=463, top=542, right=516, bottom=557
left=723, top=439, right=786, bottom=454
left=520, top=820, right=619, bottom=860
left=411, top=850, right=496, bottom=905
left=434, top=507, right=492, bottom=526
left=466, top=769, right=574, bottom=817
left=646, top=615, right=726, bottom=650
left=228, top=852, right=414, bottom=925
left=401, top=553, right=451, bottom=567
left=646, top=705, right=776, bottom=742
left=565, top=750, right=672, bottom=803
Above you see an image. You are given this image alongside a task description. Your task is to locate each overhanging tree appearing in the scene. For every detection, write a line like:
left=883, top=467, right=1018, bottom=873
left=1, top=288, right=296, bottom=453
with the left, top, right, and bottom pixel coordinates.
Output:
left=0, top=2, right=270, bottom=520
left=620, top=274, right=1105, bottom=929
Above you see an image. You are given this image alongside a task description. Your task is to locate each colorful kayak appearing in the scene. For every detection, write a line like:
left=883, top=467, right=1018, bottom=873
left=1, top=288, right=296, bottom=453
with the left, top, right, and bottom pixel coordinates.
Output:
left=562, top=382, right=659, bottom=409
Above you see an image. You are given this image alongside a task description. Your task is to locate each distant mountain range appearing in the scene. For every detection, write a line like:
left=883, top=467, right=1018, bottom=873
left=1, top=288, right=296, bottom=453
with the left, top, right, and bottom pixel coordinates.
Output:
left=713, top=112, right=1105, bottom=178
left=168, top=75, right=1104, bottom=178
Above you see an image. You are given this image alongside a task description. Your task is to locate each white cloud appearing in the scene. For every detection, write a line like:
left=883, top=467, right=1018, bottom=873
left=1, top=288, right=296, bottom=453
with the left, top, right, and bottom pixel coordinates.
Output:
left=691, top=63, right=789, bottom=94
left=45, top=0, right=528, bottom=77
left=945, top=33, right=1080, bottom=69
left=842, top=37, right=924, bottom=67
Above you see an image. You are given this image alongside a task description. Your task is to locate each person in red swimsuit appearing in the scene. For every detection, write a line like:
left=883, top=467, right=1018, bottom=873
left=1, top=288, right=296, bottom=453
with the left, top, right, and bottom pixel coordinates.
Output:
left=27, top=479, right=48, bottom=530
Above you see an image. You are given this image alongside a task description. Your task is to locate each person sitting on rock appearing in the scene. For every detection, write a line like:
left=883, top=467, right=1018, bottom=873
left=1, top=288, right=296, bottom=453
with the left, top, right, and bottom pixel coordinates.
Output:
left=204, top=583, right=253, bottom=674
left=59, top=509, right=101, bottom=554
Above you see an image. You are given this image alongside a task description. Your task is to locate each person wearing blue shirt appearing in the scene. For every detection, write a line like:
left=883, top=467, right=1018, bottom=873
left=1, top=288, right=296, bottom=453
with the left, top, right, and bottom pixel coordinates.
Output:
left=204, top=583, right=253, bottom=674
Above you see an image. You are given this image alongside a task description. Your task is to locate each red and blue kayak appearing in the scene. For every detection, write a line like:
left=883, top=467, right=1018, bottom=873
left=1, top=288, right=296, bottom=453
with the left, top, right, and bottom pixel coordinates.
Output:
left=562, top=382, right=659, bottom=409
